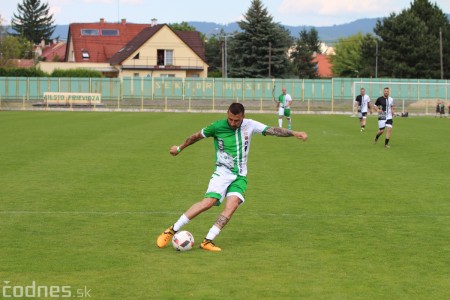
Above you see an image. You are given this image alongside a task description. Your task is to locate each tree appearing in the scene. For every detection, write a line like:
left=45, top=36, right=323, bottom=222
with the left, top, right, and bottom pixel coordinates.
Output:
left=0, top=35, right=34, bottom=66
left=227, top=0, right=293, bottom=78
left=169, top=22, right=197, bottom=32
left=11, top=0, right=56, bottom=44
left=374, top=0, right=450, bottom=78
left=330, top=33, right=378, bottom=77
left=205, top=34, right=223, bottom=77
left=290, top=28, right=321, bottom=78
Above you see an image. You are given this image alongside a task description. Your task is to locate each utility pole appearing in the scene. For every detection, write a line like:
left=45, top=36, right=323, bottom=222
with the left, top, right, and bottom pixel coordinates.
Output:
left=375, top=40, right=379, bottom=78
left=268, top=42, right=272, bottom=78
left=440, top=27, right=444, bottom=80
left=220, top=34, right=234, bottom=78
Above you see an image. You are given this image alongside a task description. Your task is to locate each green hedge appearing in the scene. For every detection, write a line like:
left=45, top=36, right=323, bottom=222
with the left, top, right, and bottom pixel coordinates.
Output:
left=0, top=67, right=103, bottom=78
left=0, top=67, right=47, bottom=77
left=50, top=68, right=103, bottom=78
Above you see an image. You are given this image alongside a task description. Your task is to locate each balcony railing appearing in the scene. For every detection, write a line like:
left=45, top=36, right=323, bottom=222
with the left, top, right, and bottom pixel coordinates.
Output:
left=121, top=56, right=205, bottom=70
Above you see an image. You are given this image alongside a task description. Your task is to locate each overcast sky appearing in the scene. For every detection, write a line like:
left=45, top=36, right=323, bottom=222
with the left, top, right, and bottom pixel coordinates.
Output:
left=1, top=0, right=450, bottom=27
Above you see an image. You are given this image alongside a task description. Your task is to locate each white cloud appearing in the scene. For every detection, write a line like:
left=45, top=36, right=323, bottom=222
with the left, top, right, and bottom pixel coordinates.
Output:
left=279, top=0, right=402, bottom=17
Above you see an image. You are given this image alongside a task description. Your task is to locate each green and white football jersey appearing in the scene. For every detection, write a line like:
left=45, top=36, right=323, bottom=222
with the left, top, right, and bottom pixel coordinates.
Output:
left=278, top=93, right=292, bottom=108
left=201, top=119, right=269, bottom=176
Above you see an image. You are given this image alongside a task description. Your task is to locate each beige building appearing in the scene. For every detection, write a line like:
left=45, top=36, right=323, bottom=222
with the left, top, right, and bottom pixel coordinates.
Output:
left=110, top=24, right=208, bottom=78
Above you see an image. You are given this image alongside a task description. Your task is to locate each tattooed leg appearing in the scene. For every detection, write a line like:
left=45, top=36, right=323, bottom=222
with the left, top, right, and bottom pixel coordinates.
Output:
left=214, top=214, right=230, bottom=229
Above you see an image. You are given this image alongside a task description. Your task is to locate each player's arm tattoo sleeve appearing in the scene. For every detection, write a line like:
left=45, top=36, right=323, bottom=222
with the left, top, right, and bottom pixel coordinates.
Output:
left=265, top=127, right=294, bottom=137
left=180, top=131, right=204, bottom=150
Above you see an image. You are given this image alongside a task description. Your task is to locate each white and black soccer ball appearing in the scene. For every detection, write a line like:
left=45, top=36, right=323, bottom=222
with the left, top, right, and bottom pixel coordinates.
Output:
left=172, top=230, right=194, bottom=251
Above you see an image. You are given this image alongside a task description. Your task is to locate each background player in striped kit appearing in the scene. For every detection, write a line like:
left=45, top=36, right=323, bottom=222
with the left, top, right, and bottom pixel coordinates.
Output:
left=354, top=87, right=372, bottom=132
left=373, top=87, right=395, bottom=148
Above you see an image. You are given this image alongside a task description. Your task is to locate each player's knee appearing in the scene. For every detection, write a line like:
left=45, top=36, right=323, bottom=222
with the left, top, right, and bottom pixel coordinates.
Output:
left=201, top=197, right=218, bottom=208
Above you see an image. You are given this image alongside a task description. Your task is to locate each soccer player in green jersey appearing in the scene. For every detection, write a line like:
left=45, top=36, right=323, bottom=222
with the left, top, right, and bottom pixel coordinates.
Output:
left=156, top=103, right=308, bottom=251
left=277, top=87, right=293, bottom=129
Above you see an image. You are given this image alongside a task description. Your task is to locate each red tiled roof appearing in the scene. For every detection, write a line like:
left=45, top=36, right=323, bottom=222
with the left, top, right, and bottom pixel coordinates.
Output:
left=313, top=54, right=333, bottom=78
left=109, top=24, right=206, bottom=65
left=40, top=42, right=66, bottom=62
left=65, top=19, right=149, bottom=63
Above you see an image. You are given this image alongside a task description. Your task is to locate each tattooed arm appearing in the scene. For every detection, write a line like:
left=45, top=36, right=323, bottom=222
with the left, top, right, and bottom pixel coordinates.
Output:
left=169, top=131, right=204, bottom=156
left=265, top=127, right=308, bottom=141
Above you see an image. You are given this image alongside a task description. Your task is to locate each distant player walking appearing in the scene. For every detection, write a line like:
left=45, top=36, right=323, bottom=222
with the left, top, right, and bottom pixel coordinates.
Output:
left=277, top=87, right=293, bottom=129
left=373, top=87, right=395, bottom=148
left=354, top=88, right=372, bottom=131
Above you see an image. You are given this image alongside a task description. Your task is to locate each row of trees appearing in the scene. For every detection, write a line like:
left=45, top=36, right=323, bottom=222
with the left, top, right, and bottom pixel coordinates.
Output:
left=325, top=0, right=450, bottom=78
left=204, top=0, right=450, bottom=79
left=203, top=0, right=321, bottom=79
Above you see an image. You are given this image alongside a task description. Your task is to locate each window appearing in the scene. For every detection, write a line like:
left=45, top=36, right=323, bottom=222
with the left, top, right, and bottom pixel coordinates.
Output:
left=101, top=29, right=119, bottom=36
left=165, top=50, right=173, bottom=65
left=81, top=29, right=99, bottom=36
left=160, top=74, right=175, bottom=78
left=133, top=73, right=140, bottom=77
left=133, top=52, right=140, bottom=60
left=157, top=49, right=174, bottom=66
left=82, top=51, right=90, bottom=59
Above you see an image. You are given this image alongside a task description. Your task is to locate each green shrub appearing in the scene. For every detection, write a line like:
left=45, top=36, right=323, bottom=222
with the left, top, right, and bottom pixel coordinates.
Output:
left=50, top=68, right=103, bottom=78
left=0, top=67, right=48, bottom=77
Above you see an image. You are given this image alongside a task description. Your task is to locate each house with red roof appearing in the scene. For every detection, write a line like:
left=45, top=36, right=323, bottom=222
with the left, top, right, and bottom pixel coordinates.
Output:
left=109, top=23, right=208, bottom=78
left=39, top=18, right=208, bottom=78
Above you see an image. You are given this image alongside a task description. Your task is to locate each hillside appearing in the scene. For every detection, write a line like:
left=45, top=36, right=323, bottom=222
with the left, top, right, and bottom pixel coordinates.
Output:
left=18, top=13, right=450, bottom=43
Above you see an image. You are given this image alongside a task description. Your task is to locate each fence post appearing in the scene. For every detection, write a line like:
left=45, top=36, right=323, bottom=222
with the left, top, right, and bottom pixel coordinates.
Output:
left=212, top=78, right=215, bottom=112
left=331, top=78, right=334, bottom=113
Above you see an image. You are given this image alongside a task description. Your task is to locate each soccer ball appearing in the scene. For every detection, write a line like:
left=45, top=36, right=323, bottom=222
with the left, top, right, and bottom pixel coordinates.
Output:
left=172, top=230, right=194, bottom=251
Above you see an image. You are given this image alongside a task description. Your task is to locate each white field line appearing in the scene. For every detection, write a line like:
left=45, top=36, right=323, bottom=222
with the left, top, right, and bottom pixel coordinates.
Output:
left=0, top=211, right=448, bottom=218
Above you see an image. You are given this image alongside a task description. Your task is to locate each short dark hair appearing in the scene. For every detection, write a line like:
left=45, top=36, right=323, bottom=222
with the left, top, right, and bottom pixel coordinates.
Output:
left=228, top=102, right=245, bottom=115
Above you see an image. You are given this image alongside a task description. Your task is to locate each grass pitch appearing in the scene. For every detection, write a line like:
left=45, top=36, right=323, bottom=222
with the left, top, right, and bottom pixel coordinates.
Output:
left=0, top=111, right=449, bottom=299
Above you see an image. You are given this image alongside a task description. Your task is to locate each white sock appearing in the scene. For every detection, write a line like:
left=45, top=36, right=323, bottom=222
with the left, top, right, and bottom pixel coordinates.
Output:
left=205, top=225, right=221, bottom=241
left=288, top=118, right=291, bottom=127
left=278, top=119, right=282, bottom=127
left=173, top=214, right=190, bottom=232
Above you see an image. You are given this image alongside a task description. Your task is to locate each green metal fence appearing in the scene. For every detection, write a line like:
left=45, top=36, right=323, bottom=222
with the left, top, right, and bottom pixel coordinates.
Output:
left=0, top=77, right=449, bottom=114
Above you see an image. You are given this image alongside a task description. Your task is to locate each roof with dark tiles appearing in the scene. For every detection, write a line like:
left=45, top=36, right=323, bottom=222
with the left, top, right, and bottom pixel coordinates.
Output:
left=109, top=24, right=206, bottom=65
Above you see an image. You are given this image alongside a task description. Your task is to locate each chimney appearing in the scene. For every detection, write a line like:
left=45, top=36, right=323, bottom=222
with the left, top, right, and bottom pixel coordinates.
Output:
left=40, top=39, right=45, bottom=48
left=100, top=18, right=105, bottom=24
left=121, top=18, right=126, bottom=25
left=151, top=18, right=157, bottom=27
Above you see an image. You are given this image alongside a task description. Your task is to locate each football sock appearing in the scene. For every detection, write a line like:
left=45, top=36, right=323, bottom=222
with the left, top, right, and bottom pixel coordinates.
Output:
left=385, top=138, right=390, bottom=146
left=205, top=225, right=221, bottom=241
left=173, top=214, right=190, bottom=232
left=375, top=133, right=381, bottom=141
left=288, top=118, right=292, bottom=127
left=278, top=119, right=282, bottom=127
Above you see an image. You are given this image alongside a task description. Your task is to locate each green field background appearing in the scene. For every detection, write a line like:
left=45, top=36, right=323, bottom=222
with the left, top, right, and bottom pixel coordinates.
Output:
left=0, top=111, right=449, bottom=299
